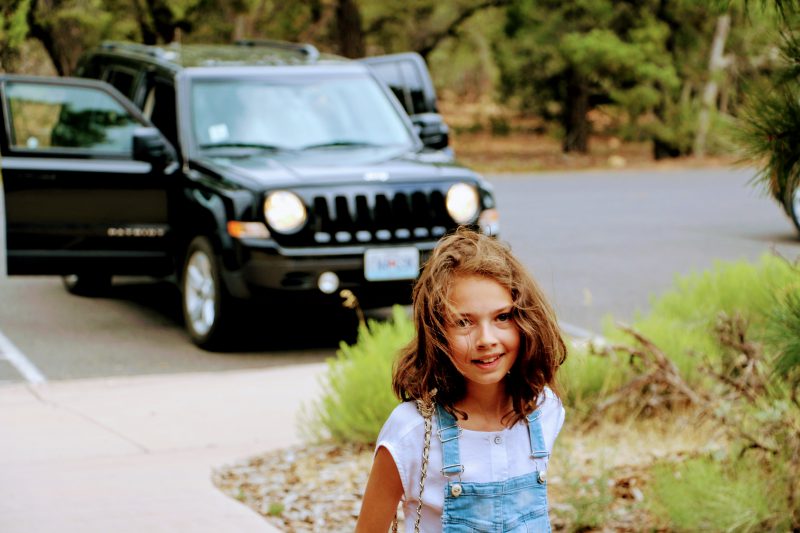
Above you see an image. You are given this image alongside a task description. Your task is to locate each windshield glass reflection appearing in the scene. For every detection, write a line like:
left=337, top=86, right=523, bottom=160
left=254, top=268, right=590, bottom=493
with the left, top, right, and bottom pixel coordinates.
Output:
left=191, top=75, right=414, bottom=152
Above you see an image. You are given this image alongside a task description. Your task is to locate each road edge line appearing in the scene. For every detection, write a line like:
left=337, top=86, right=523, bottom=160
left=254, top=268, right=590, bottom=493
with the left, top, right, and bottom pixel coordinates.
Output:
left=559, top=320, right=607, bottom=350
left=0, top=330, right=46, bottom=384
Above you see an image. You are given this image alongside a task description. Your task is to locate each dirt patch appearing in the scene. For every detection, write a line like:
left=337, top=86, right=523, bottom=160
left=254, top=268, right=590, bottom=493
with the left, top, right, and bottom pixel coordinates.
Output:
left=449, top=130, right=737, bottom=174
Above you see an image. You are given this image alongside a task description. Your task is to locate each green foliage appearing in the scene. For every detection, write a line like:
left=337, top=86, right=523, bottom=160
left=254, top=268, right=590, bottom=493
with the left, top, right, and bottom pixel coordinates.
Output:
left=495, top=0, right=701, bottom=154
left=560, top=255, right=797, bottom=418
left=553, top=464, right=617, bottom=530
left=267, top=502, right=284, bottom=516
left=605, top=254, right=797, bottom=382
left=737, top=80, right=800, bottom=201
left=735, top=3, right=800, bottom=202
left=559, top=344, right=631, bottom=417
left=302, top=305, right=413, bottom=445
left=0, top=0, right=31, bottom=71
left=648, top=455, right=783, bottom=531
left=768, top=279, right=800, bottom=376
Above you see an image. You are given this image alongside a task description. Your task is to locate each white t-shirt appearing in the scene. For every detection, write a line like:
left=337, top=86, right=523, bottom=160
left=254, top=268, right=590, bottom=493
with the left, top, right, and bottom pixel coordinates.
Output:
left=376, top=389, right=565, bottom=533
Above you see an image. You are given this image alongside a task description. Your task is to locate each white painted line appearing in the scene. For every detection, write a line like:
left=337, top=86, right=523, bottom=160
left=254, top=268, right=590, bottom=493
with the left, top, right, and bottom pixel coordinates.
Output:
left=0, top=330, right=46, bottom=384
left=559, top=320, right=607, bottom=350
left=559, top=321, right=596, bottom=340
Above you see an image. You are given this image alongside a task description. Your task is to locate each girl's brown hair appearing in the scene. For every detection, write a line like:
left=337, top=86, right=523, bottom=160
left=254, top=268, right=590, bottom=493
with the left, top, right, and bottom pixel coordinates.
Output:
left=393, top=227, right=566, bottom=426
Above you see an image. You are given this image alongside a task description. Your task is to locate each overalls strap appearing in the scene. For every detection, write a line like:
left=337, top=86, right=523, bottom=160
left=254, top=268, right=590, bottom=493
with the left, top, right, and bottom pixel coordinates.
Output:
left=435, top=404, right=464, bottom=476
left=526, top=409, right=550, bottom=459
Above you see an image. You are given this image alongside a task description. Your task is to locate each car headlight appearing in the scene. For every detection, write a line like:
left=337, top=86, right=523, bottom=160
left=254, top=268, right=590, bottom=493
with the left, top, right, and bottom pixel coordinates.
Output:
left=446, top=183, right=479, bottom=224
left=264, top=191, right=307, bottom=234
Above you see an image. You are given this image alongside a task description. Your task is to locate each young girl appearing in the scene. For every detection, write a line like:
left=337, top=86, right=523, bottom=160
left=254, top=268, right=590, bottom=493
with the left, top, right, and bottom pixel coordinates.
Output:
left=356, top=228, right=567, bottom=533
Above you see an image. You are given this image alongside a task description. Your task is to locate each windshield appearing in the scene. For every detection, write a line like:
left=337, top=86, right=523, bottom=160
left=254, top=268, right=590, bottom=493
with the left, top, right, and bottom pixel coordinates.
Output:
left=190, top=74, right=414, bottom=151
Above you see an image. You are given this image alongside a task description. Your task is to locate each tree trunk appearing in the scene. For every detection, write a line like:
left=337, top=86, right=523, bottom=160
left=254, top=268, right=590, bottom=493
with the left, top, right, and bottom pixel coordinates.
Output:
left=694, top=13, right=731, bottom=158
left=336, top=0, right=364, bottom=58
left=562, top=70, right=590, bottom=153
left=145, top=0, right=178, bottom=43
left=26, top=0, right=64, bottom=75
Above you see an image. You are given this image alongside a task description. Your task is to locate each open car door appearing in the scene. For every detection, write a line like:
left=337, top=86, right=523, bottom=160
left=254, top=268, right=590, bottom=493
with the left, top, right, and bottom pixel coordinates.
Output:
left=359, top=52, right=450, bottom=152
left=0, top=75, right=177, bottom=279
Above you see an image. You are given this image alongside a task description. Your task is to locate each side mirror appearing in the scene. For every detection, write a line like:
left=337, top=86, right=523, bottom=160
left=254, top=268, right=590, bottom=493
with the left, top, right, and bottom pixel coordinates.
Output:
left=133, top=127, right=177, bottom=171
left=411, top=112, right=450, bottom=150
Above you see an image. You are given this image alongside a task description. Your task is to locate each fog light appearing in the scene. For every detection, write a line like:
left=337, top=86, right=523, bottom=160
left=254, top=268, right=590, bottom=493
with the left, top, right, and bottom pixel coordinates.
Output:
left=479, top=208, right=500, bottom=236
left=318, top=271, right=340, bottom=294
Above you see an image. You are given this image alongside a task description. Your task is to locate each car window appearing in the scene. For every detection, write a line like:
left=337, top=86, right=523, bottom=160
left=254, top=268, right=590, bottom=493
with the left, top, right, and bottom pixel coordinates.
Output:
left=190, top=74, right=413, bottom=150
left=145, top=78, right=178, bottom=148
left=399, top=60, right=428, bottom=114
left=103, top=67, right=139, bottom=100
left=4, top=81, right=141, bottom=153
left=366, top=58, right=431, bottom=115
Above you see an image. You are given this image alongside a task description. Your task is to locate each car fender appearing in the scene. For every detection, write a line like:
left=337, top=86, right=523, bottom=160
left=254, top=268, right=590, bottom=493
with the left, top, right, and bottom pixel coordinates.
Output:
left=177, top=186, right=254, bottom=298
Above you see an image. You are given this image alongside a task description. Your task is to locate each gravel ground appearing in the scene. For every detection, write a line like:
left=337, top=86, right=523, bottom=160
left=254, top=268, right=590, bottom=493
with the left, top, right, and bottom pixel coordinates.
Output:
left=213, top=442, right=376, bottom=532
left=212, top=440, right=662, bottom=532
left=213, top=411, right=725, bottom=531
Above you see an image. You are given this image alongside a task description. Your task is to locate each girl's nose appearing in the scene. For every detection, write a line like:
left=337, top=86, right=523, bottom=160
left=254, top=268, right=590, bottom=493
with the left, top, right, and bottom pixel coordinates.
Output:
left=475, top=322, right=498, bottom=348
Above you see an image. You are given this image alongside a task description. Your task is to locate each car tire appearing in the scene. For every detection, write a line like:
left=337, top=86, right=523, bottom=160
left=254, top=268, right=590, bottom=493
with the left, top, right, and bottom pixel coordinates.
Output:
left=61, top=274, right=112, bottom=296
left=181, top=236, right=231, bottom=350
left=785, top=178, right=800, bottom=235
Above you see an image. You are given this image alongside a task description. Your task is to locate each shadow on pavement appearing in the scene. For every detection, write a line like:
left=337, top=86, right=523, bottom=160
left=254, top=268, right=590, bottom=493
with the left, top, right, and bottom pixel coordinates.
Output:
left=105, top=278, right=370, bottom=353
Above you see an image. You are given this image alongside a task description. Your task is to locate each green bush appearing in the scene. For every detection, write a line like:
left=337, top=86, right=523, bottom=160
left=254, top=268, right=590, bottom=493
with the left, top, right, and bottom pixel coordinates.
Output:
left=558, top=344, right=632, bottom=417
left=561, top=254, right=797, bottom=416
left=767, top=279, right=800, bottom=377
left=648, top=455, right=788, bottom=531
left=607, top=254, right=796, bottom=382
left=301, top=305, right=412, bottom=445
left=551, top=461, right=617, bottom=530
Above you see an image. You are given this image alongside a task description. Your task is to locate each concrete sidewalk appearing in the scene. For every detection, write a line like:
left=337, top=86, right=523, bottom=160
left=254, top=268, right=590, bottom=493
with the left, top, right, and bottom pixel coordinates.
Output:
left=0, top=363, right=328, bottom=533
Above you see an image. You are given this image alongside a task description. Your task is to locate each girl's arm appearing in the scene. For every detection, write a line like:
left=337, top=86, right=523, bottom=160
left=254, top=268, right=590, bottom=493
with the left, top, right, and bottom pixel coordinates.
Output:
left=355, top=446, right=404, bottom=532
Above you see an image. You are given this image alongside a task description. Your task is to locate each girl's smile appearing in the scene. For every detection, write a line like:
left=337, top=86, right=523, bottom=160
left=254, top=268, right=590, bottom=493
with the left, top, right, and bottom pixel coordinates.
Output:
left=445, top=274, right=520, bottom=389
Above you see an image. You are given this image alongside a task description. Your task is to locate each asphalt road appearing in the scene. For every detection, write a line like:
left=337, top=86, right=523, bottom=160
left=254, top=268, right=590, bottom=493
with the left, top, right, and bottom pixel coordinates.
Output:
left=493, top=167, right=800, bottom=332
left=1, top=166, right=798, bottom=383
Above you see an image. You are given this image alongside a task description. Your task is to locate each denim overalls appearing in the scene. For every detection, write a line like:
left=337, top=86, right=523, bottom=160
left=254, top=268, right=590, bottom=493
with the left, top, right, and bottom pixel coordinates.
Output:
left=435, top=404, right=551, bottom=533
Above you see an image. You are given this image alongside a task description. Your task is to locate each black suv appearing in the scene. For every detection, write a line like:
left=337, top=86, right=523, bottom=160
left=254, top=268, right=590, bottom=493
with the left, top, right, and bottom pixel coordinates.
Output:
left=0, top=41, right=498, bottom=348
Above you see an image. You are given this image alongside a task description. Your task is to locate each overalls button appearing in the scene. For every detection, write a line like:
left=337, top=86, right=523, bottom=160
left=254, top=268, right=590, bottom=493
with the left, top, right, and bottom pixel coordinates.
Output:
left=537, top=471, right=547, bottom=484
left=450, top=483, right=463, bottom=497
left=493, top=435, right=502, bottom=444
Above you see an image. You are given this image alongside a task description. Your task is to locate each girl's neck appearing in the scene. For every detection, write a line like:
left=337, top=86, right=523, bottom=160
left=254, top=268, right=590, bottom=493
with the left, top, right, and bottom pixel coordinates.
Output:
left=455, top=382, right=512, bottom=431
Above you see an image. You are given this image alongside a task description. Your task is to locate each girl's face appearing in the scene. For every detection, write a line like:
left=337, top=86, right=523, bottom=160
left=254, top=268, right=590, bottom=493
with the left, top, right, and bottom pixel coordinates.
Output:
left=444, top=274, right=520, bottom=392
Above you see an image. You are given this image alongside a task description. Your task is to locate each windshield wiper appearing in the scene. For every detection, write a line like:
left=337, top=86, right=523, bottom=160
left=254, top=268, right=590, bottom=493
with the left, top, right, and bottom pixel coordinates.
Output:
left=299, top=140, right=382, bottom=150
left=199, top=142, right=288, bottom=151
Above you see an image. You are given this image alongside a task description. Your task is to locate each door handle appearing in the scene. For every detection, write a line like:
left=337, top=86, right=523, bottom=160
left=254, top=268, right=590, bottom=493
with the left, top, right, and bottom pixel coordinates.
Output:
left=21, top=173, right=57, bottom=181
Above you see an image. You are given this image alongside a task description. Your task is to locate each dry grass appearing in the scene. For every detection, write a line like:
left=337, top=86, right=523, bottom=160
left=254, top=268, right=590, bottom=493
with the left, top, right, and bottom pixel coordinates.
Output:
left=438, top=99, right=736, bottom=173
left=449, top=130, right=737, bottom=174
left=546, top=409, right=725, bottom=531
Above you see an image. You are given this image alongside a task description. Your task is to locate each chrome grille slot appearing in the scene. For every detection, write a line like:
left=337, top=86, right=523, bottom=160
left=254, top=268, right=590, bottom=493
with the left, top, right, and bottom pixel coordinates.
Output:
left=391, top=193, right=411, bottom=228
left=355, top=196, right=371, bottom=226
left=374, top=194, right=392, bottom=228
left=334, top=196, right=352, bottom=230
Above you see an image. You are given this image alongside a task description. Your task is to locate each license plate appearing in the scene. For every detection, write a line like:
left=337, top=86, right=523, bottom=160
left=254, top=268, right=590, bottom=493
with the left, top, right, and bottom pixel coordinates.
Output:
left=364, top=247, right=420, bottom=281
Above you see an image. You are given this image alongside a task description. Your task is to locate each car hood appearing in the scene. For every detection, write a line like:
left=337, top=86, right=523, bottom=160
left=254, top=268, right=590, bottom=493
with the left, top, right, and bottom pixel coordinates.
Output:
left=190, top=146, right=477, bottom=189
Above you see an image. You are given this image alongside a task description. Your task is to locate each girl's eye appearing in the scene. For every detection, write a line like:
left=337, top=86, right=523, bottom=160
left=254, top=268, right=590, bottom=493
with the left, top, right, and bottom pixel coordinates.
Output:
left=455, top=318, right=472, bottom=328
left=497, top=312, right=512, bottom=322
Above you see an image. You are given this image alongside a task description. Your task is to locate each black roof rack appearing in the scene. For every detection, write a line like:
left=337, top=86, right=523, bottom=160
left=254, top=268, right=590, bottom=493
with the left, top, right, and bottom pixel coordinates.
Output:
left=98, top=41, right=173, bottom=60
left=234, top=39, right=319, bottom=62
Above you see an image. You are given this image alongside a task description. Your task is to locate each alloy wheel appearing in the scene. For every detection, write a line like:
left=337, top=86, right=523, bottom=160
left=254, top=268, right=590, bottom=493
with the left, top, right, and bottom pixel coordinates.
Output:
left=184, top=249, right=217, bottom=337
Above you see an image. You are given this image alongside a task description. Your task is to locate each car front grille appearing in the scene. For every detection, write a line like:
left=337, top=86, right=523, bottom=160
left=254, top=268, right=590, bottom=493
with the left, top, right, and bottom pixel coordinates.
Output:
left=275, top=185, right=460, bottom=247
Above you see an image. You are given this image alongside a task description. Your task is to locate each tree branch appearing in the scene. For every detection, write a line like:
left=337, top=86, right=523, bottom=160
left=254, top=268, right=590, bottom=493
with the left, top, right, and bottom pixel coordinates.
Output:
left=416, top=0, right=510, bottom=59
